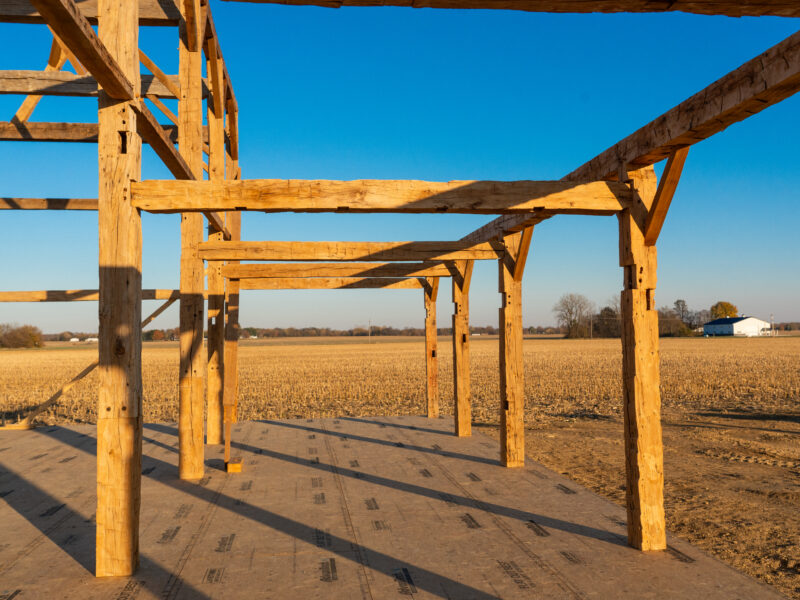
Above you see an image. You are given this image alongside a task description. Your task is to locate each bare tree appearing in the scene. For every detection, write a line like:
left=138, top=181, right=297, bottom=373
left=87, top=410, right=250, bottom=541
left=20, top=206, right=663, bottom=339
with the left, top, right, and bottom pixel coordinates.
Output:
left=552, top=293, right=594, bottom=338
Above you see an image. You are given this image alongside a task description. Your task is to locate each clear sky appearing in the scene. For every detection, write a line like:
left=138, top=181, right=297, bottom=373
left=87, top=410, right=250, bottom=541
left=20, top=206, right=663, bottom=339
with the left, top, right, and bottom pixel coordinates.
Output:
left=1, top=5, right=799, bottom=333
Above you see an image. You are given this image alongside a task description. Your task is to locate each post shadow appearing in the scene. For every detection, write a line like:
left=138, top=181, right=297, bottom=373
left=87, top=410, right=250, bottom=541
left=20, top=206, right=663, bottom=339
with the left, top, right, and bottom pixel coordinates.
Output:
left=0, top=457, right=212, bottom=600
left=140, top=423, right=626, bottom=546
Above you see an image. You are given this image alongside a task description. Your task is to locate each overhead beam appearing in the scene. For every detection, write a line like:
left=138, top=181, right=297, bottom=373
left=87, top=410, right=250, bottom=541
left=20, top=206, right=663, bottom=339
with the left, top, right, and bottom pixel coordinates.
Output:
left=0, top=289, right=180, bottom=302
left=0, top=121, right=178, bottom=143
left=130, top=179, right=631, bottom=215
left=465, top=29, right=800, bottom=243
left=218, top=0, right=800, bottom=18
left=237, top=277, right=425, bottom=290
left=198, top=241, right=504, bottom=262
left=0, top=0, right=180, bottom=25
left=221, top=262, right=454, bottom=278
left=0, top=197, right=97, bottom=209
left=0, top=70, right=182, bottom=98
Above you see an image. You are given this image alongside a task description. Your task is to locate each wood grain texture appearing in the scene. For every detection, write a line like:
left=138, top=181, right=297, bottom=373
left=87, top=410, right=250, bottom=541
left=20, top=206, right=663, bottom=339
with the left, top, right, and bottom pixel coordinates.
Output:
left=0, top=120, right=178, bottom=142
left=218, top=1, right=800, bottom=18
left=222, top=262, right=453, bottom=278
left=178, top=14, right=206, bottom=481
left=424, top=277, right=439, bottom=419
left=95, top=0, right=141, bottom=577
left=451, top=260, right=473, bottom=437
left=0, top=197, right=97, bottom=209
left=205, top=60, right=225, bottom=446
left=0, top=0, right=180, bottom=24
left=237, top=277, right=424, bottom=290
left=498, top=232, right=529, bottom=468
left=198, top=241, right=503, bottom=262
left=130, top=178, right=630, bottom=214
left=619, top=165, right=666, bottom=552
left=0, top=70, right=180, bottom=97
left=0, top=289, right=178, bottom=302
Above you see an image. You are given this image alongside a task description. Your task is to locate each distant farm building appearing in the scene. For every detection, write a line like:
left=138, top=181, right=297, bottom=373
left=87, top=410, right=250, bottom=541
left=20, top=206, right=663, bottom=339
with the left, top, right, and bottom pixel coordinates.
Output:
left=703, top=317, right=771, bottom=337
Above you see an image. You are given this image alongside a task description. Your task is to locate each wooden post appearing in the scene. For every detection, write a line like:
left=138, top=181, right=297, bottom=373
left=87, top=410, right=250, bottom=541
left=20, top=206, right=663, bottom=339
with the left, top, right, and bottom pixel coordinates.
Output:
left=178, top=7, right=205, bottom=480
left=205, top=42, right=225, bottom=446
left=451, top=260, right=473, bottom=437
left=619, top=164, right=666, bottom=551
left=223, top=102, right=241, bottom=469
left=424, top=277, right=439, bottom=418
left=96, top=0, right=142, bottom=577
left=499, top=228, right=531, bottom=468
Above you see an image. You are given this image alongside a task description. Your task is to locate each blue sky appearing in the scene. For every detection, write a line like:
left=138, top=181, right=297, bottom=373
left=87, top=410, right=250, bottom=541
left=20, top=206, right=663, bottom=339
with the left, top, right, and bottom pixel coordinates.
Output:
left=1, top=5, right=799, bottom=332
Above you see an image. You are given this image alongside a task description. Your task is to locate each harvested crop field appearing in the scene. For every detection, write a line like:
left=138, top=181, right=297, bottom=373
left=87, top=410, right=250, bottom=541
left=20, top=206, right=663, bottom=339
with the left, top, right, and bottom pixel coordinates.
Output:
left=1, top=336, right=799, bottom=597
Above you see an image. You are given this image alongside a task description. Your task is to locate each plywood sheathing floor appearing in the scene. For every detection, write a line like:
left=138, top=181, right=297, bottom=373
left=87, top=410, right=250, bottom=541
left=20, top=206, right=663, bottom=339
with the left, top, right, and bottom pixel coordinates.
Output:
left=0, top=416, right=782, bottom=599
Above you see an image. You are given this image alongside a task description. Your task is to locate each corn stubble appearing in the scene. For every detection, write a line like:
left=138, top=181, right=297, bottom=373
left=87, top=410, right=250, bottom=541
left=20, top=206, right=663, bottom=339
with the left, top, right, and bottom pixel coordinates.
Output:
left=1, top=337, right=797, bottom=426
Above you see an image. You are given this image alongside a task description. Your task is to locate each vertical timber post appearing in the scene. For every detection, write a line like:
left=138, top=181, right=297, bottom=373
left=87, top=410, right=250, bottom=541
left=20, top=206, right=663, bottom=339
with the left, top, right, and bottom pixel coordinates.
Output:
left=96, top=0, right=142, bottom=576
left=223, top=101, right=241, bottom=467
left=619, top=164, right=666, bottom=551
left=205, top=40, right=225, bottom=446
left=451, top=260, right=473, bottom=437
left=424, top=277, right=439, bottom=418
left=499, top=229, right=531, bottom=468
left=178, top=6, right=206, bottom=480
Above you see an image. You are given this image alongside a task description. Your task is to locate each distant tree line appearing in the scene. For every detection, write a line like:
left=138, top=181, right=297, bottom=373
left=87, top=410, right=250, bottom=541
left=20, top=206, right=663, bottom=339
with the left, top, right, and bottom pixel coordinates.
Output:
left=0, top=323, right=43, bottom=348
left=552, top=294, right=746, bottom=339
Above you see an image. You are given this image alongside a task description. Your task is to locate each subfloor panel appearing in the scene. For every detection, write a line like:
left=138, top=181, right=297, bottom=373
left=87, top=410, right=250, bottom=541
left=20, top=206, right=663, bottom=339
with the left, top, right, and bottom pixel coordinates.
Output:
left=0, top=416, right=782, bottom=599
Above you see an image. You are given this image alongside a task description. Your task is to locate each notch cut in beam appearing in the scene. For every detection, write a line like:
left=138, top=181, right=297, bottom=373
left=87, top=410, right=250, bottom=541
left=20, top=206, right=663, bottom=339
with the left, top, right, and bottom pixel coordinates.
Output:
left=0, top=289, right=180, bottom=302
left=217, top=1, right=800, bottom=18
left=0, top=70, right=181, bottom=98
left=0, top=0, right=180, bottom=25
left=198, top=241, right=504, bottom=262
left=222, top=262, right=454, bottom=278
left=237, top=277, right=425, bottom=290
left=130, top=179, right=631, bottom=215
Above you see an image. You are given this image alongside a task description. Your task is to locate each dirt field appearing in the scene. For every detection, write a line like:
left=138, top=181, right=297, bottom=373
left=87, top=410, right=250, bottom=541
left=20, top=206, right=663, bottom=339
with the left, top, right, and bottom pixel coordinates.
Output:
left=1, top=336, right=798, bottom=597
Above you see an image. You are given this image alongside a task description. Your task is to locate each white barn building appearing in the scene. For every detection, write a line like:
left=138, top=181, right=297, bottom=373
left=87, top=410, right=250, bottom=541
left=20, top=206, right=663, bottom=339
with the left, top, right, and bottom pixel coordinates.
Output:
left=703, top=316, right=771, bottom=337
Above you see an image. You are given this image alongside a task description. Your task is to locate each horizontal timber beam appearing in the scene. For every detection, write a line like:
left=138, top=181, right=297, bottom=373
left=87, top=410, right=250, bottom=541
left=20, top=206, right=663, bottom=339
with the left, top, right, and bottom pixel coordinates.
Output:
left=199, top=241, right=504, bottom=262
left=238, top=277, right=425, bottom=290
left=130, top=179, right=631, bottom=214
left=0, top=121, right=180, bottom=143
left=219, top=1, right=800, bottom=18
left=0, top=70, right=204, bottom=99
left=0, top=0, right=180, bottom=25
left=0, top=289, right=180, bottom=302
left=466, top=28, right=800, bottom=242
left=0, top=197, right=97, bottom=209
left=222, top=262, right=455, bottom=278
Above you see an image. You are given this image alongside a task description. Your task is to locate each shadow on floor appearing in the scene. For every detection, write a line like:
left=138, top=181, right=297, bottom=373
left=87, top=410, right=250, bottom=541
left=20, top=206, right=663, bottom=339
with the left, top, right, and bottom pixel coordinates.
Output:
left=143, top=422, right=627, bottom=548
left=0, top=454, right=212, bottom=600
left=338, top=415, right=455, bottom=437
left=693, top=411, right=800, bottom=425
left=30, top=426, right=507, bottom=599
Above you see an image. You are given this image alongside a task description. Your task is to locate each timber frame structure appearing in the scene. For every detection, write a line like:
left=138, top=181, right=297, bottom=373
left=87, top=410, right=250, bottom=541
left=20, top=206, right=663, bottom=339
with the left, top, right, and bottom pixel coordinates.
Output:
left=1, top=0, right=798, bottom=577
